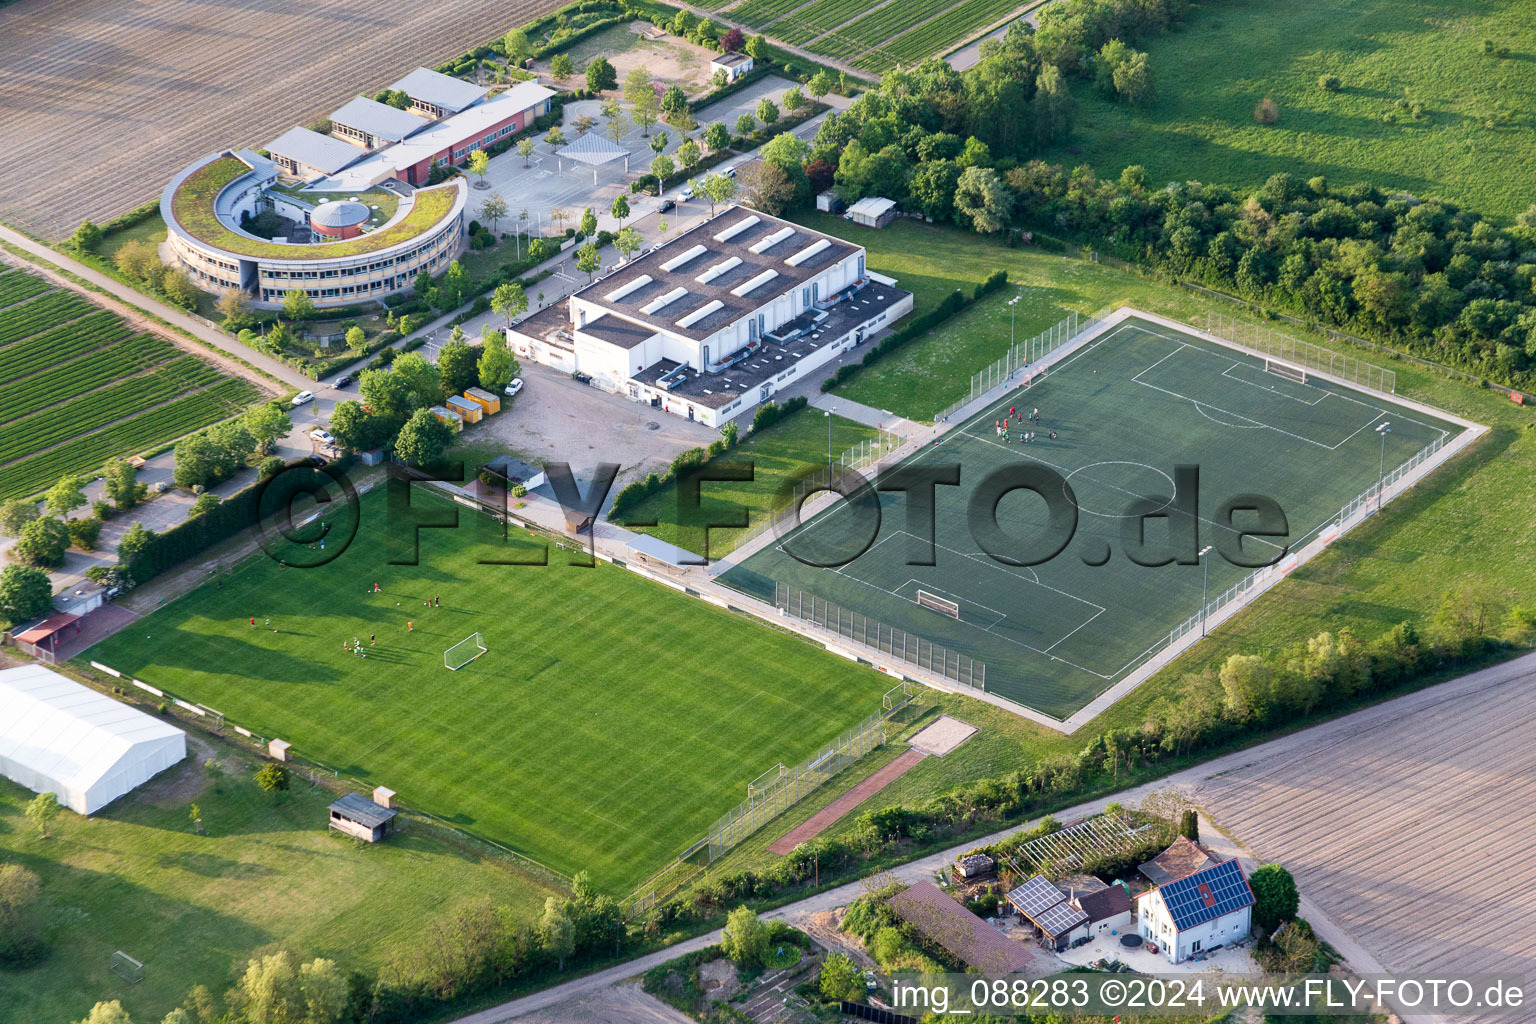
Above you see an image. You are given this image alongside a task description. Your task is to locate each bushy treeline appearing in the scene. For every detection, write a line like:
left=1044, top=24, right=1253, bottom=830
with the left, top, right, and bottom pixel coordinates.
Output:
left=662, top=598, right=1532, bottom=921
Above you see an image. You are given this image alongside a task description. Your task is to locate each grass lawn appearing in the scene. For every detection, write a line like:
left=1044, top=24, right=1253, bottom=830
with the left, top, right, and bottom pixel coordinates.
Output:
left=620, top=409, right=880, bottom=555
left=1039, top=0, right=1536, bottom=222
left=790, top=212, right=1252, bottom=421
left=98, top=213, right=169, bottom=262
left=0, top=751, right=555, bottom=1024
left=83, top=487, right=892, bottom=895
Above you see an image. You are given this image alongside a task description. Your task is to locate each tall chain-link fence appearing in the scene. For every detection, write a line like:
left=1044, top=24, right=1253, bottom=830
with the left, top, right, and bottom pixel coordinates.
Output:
left=935, top=307, right=1112, bottom=422
left=1206, top=311, right=1396, bottom=394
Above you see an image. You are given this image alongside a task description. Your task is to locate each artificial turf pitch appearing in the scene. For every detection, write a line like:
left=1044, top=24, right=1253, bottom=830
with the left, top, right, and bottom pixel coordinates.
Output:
left=721, top=315, right=1464, bottom=719
left=86, top=487, right=888, bottom=894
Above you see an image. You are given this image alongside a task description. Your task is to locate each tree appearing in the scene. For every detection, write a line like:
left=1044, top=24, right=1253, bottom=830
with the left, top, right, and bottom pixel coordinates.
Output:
left=481, top=191, right=507, bottom=232
left=395, top=407, right=454, bottom=466
left=253, top=763, right=289, bottom=801
left=625, top=66, right=659, bottom=136
left=610, top=193, right=630, bottom=227
left=229, top=951, right=348, bottom=1024
left=103, top=460, right=141, bottom=510
left=746, top=33, right=767, bottom=59
left=161, top=268, right=199, bottom=309
left=442, top=260, right=468, bottom=307
left=243, top=403, right=292, bottom=455
left=477, top=331, right=519, bottom=392
left=649, top=129, right=669, bottom=156
left=539, top=898, right=575, bottom=970
left=661, top=84, right=688, bottom=117
left=0, top=862, right=43, bottom=966
left=437, top=337, right=480, bottom=395
left=909, top=159, right=961, bottom=221
left=115, top=239, right=163, bottom=285
left=1219, top=653, right=1271, bottom=723
left=1180, top=809, right=1200, bottom=842
left=1249, top=864, right=1299, bottom=931
left=760, top=132, right=810, bottom=171
left=700, top=172, right=738, bottom=216
left=721, top=905, right=768, bottom=968
left=738, top=160, right=794, bottom=216
left=392, top=352, right=443, bottom=411
left=344, top=325, right=366, bottom=353
left=44, top=475, right=87, bottom=518
left=614, top=226, right=643, bottom=262
left=735, top=112, right=757, bottom=137
left=649, top=153, right=674, bottom=185
left=468, top=149, right=489, bottom=185
left=491, top=281, right=528, bottom=328
left=807, top=70, right=832, bottom=98
left=26, top=791, right=61, bottom=838
left=0, top=564, right=52, bottom=622
left=579, top=207, right=598, bottom=237
left=282, top=288, right=315, bottom=323
left=573, top=113, right=596, bottom=136
left=67, top=516, right=102, bottom=551
left=720, top=26, right=744, bottom=52
left=819, top=952, right=863, bottom=1002
left=545, top=125, right=567, bottom=147
left=586, top=55, right=618, bottom=92
left=604, top=107, right=628, bottom=143
left=0, top=498, right=37, bottom=536
left=1032, top=64, right=1074, bottom=145
left=215, top=287, right=253, bottom=327
left=188, top=493, right=221, bottom=520
left=953, top=166, right=1011, bottom=234
left=550, top=52, right=575, bottom=82
left=13, top=516, right=68, bottom=568
left=782, top=86, right=803, bottom=112
left=575, top=240, right=601, bottom=283
left=329, top=400, right=394, bottom=452
left=359, top=368, right=414, bottom=420
left=68, top=220, right=103, bottom=252
left=676, top=139, right=701, bottom=171
left=703, top=121, right=731, bottom=153
left=502, top=28, right=531, bottom=66
left=117, top=523, right=155, bottom=583
left=516, top=136, right=536, bottom=167
left=161, top=1009, right=193, bottom=1024
left=75, top=1002, right=132, bottom=1024
left=1113, top=51, right=1154, bottom=106
left=755, top=97, right=779, bottom=126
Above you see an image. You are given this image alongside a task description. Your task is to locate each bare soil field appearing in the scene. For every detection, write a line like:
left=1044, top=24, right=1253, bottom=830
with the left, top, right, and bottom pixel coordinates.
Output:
left=1191, top=660, right=1536, bottom=1019
left=0, top=0, right=562, bottom=240
left=534, top=21, right=718, bottom=97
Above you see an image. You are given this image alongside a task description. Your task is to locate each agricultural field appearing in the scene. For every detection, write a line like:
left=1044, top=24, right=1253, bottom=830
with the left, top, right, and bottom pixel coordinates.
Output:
left=0, top=751, right=557, bottom=1024
left=0, top=0, right=563, bottom=239
left=0, top=268, right=263, bottom=500
left=1040, top=0, right=1536, bottom=222
left=85, top=486, right=895, bottom=895
left=855, top=0, right=1023, bottom=70
left=729, top=0, right=1021, bottom=67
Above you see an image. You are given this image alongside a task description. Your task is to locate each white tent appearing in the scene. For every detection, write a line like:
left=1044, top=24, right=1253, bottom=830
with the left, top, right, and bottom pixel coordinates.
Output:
left=0, top=665, right=186, bottom=814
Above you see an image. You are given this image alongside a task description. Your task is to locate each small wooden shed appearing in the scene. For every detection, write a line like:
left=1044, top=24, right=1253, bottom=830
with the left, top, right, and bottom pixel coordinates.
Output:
left=328, top=791, right=399, bottom=842
left=446, top=395, right=481, bottom=423
left=464, top=386, right=501, bottom=415
left=430, top=405, right=464, bottom=432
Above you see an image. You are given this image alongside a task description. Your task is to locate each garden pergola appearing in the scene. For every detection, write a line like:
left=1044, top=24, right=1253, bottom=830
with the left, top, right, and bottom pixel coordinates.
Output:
left=556, top=134, right=630, bottom=183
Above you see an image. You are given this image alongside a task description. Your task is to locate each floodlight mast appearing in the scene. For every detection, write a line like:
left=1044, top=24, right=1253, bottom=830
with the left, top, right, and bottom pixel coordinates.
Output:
left=1199, top=545, right=1214, bottom=636
left=1375, top=422, right=1392, bottom=511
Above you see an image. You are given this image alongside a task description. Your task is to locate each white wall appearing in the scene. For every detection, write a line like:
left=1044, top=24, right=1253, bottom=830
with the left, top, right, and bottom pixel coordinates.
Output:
left=1138, top=891, right=1250, bottom=962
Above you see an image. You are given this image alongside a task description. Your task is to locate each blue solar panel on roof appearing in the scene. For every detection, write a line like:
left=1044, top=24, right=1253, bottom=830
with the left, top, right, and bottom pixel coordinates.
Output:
left=1159, top=860, right=1253, bottom=931
left=1036, top=901, right=1088, bottom=936
left=1007, top=875, right=1066, bottom=919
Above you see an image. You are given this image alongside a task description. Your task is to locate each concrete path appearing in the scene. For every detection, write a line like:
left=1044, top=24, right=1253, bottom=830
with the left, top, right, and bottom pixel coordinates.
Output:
left=452, top=651, right=1536, bottom=1023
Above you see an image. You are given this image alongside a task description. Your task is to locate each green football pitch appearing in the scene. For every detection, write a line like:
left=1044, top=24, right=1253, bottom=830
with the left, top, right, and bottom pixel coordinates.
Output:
left=85, top=487, right=889, bottom=894
left=721, top=315, right=1465, bottom=719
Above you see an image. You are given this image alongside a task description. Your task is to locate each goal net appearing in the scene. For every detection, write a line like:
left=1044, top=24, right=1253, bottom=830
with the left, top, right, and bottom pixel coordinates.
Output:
left=915, top=590, right=960, bottom=619
left=444, top=632, right=488, bottom=671
left=110, top=950, right=144, bottom=984
left=1264, top=357, right=1307, bottom=384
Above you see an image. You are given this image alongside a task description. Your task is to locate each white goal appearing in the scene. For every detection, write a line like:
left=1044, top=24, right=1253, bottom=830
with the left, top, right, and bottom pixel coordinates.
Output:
left=915, top=590, right=960, bottom=619
left=444, top=632, right=488, bottom=671
left=1264, top=357, right=1308, bottom=384
left=110, top=950, right=144, bottom=984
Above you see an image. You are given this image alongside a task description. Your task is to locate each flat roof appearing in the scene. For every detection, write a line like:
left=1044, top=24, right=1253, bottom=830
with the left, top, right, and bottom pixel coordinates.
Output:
left=583, top=314, right=658, bottom=350
left=629, top=278, right=907, bottom=410
left=848, top=196, right=897, bottom=217
left=329, top=96, right=428, bottom=142
left=390, top=67, right=491, bottom=113
left=713, top=52, right=752, bottom=67
left=265, top=127, right=362, bottom=175
left=571, top=206, right=858, bottom=343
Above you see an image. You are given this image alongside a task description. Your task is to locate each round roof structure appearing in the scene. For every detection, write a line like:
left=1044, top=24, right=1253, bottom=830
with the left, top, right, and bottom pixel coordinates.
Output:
left=311, top=200, right=370, bottom=229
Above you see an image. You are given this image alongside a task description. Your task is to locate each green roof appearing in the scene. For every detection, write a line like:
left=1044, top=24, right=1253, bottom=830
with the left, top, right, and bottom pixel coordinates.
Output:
left=172, top=157, right=459, bottom=260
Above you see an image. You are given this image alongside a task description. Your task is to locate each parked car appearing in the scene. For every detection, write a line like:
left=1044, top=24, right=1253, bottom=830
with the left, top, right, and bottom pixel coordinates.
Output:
left=332, top=373, right=355, bottom=388
left=723, top=167, right=737, bottom=179
left=504, top=377, right=524, bottom=398
left=573, top=372, right=594, bottom=386
left=658, top=199, right=676, bottom=213
left=291, top=390, right=314, bottom=407
left=310, top=428, right=335, bottom=446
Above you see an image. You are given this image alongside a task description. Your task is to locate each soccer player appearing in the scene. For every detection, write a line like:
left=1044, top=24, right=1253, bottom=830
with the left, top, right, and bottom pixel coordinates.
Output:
left=370, top=633, right=376, bottom=645
left=407, top=621, right=414, bottom=632
left=264, top=618, right=270, bottom=629
left=250, top=617, right=255, bottom=628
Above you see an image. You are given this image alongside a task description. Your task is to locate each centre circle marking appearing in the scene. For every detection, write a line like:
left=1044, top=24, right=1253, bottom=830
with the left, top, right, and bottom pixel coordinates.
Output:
left=1063, top=461, right=1176, bottom=518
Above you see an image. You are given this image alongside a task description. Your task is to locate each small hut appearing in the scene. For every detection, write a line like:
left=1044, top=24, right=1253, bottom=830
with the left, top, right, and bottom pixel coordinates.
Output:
left=464, top=386, right=501, bottom=415
left=430, top=405, right=464, bottom=432
left=328, top=791, right=399, bottom=842
left=446, top=395, right=481, bottom=424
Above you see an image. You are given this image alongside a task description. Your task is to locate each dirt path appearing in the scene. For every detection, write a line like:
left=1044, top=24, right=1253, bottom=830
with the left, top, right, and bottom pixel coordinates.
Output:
left=768, top=748, right=925, bottom=854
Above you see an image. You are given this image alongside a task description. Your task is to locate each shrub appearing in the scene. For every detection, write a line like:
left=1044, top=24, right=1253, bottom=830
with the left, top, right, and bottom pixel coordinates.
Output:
left=1253, top=97, right=1280, bottom=124
left=1318, top=74, right=1341, bottom=92
left=67, top=516, right=103, bottom=550
left=91, top=499, right=112, bottom=521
